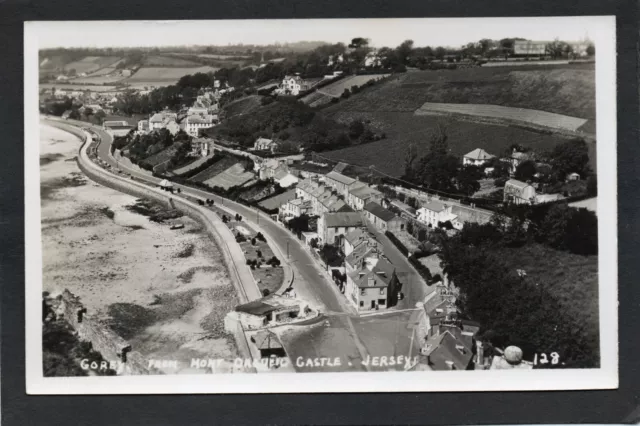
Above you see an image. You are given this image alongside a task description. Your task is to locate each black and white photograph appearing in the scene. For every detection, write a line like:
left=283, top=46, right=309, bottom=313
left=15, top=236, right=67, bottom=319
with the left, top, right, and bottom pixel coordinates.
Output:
left=24, top=17, right=618, bottom=394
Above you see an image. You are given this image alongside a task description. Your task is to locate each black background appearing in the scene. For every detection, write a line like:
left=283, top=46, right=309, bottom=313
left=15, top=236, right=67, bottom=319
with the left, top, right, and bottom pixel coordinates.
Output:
left=1, top=0, right=639, bottom=424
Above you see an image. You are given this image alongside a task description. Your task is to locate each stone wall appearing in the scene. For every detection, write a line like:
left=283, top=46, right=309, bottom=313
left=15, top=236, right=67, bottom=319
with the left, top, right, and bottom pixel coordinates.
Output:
left=60, top=290, right=151, bottom=375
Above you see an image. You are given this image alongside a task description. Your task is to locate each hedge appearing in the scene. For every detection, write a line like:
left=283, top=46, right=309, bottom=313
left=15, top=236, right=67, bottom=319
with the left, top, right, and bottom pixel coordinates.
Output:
left=385, top=231, right=409, bottom=257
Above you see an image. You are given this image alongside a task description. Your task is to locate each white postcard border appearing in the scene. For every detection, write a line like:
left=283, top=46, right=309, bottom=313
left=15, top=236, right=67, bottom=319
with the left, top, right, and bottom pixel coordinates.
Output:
left=25, top=17, right=618, bottom=394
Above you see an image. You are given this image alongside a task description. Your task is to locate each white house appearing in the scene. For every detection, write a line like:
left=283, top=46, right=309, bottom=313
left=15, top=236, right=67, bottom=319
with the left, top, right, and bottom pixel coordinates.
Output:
left=149, top=111, right=178, bottom=131
left=280, top=198, right=312, bottom=220
left=183, top=114, right=215, bottom=137
left=347, top=185, right=383, bottom=211
left=503, top=179, right=537, bottom=205
left=463, top=148, right=495, bottom=167
left=254, top=137, right=276, bottom=152
left=317, top=212, right=365, bottom=244
left=417, top=200, right=460, bottom=229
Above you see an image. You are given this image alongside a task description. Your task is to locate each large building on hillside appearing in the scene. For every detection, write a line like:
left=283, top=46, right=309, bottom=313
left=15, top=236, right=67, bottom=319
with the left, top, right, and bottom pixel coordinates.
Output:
left=416, top=200, right=461, bottom=229
left=149, top=111, right=178, bottom=131
left=347, top=185, right=383, bottom=211
left=503, top=179, right=536, bottom=205
left=344, top=255, right=402, bottom=311
left=463, top=148, right=495, bottom=167
left=183, top=114, right=216, bottom=137
left=318, top=212, right=364, bottom=244
left=363, top=202, right=406, bottom=233
left=324, top=171, right=366, bottom=199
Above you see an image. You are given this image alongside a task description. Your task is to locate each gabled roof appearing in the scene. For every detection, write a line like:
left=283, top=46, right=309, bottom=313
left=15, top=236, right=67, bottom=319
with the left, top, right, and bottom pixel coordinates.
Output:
left=344, top=228, right=371, bottom=246
left=347, top=256, right=395, bottom=288
left=423, top=330, right=473, bottom=371
left=325, top=171, right=356, bottom=186
left=349, top=185, right=382, bottom=199
left=419, top=200, right=446, bottom=213
left=364, top=202, right=397, bottom=222
left=323, top=212, right=364, bottom=228
left=505, top=179, right=533, bottom=190
left=464, top=148, right=495, bottom=161
left=186, top=114, right=214, bottom=124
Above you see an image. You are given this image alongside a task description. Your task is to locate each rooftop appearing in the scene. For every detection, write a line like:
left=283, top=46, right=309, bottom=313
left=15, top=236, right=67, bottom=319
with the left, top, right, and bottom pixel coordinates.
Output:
left=464, top=148, right=495, bottom=161
left=419, top=200, right=446, bottom=213
left=325, top=171, right=356, bottom=186
left=349, top=185, right=382, bottom=199
left=323, top=212, right=364, bottom=228
left=390, top=200, right=417, bottom=216
left=364, top=202, right=397, bottom=222
left=505, top=179, right=534, bottom=190
left=422, top=330, right=473, bottom=371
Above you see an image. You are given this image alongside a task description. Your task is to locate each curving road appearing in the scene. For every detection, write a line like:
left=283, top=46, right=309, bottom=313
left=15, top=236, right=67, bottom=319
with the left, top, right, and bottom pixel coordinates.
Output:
left=48, top=117, right=354, bottom=315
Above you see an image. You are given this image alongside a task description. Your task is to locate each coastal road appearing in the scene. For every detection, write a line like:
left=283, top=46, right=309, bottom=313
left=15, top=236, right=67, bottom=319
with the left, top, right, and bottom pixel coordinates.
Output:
left=51, top=118, right=354, bottom=315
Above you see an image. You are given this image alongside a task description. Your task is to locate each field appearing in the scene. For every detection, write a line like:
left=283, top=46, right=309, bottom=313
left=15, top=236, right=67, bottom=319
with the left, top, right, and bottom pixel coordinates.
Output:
left=320, top=111, right=576, bottom=177
left=142, top=55, right=203, bottom=67
left=63, top=56, right=122, bottom=74
left=301, top=74, right=390, bottom=107
left=222, top=95, right=264, bottom=118
left=124, top=66, right=218, bottom=85
left=40, top=84, right=121, bottom=93
left=324, top=64, right=595, bottom=122
left=190, top=156, right=242, bottom=182
left=141, top=145, right=179, bottom=168
left=172, top=152, right=215, bottom=176
left=202, top=163, right=254, bottom=189
left=414, top=102, right=588, bottom=132
left=71, top=74, right=126, bottom=85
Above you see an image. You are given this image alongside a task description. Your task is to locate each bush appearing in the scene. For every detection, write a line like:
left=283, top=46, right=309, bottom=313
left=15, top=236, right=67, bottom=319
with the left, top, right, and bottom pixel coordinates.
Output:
left=268, top=256, right=281, bottom=267
left=222, top=215, right=229, bottom=223
left=256, top=250, right=262, bottom=258
left=251, top=238, right=257, bottom=246
left=256, top=232, right=266, bottom=242
left=262, top=289, right=271, bottom=297
left=235, top=233, right=246, bottom=243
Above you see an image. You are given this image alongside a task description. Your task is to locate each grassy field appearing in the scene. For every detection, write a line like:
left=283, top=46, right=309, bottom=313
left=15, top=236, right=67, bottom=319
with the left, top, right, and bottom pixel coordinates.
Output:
left=202, top=163, right=254, bottom=189
left=142, top=55, right=203, bottom=67
left=40, top=83, right=121, bottom=92
left=190, top=156, right=244, bottom=183
left=124, top=66, right=218, bottom=85
left=324, top=64, right=595, bottom=121
left=222, top=95, right=264, bottom=118
left=63, top=56, right=122, bottom=74
left=320, top=111, right=575, bottom=176
left=414, top=102, right=588, bottom=132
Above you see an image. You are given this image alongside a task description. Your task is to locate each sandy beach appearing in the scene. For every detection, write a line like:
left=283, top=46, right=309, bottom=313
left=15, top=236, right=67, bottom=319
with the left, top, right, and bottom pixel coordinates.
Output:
left=40, top=124, right=239, bottom=373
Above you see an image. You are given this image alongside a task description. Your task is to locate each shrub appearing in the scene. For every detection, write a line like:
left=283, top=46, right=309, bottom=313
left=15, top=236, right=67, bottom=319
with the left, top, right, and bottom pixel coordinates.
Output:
left=251, top=238, right=257, bottom=246
left=246, top=259, right=252, bottom=265
left=268, top=256, right=281, bottom=267
left=257, top=250, right=262, bottom=258
left=256, top=232, right=266, bottom=242
left=262, top=289, right=271, bottom=297
left=235, top=233, right=246, bottom=243
left=222, top=215, right=229, bottom=223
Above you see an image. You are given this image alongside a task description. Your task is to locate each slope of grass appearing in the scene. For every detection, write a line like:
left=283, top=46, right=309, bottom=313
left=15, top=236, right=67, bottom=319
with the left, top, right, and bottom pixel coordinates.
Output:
left=320, top=111, right=573, bottom=177
left=324, top=64, right=595, bottom=121
left=222, top=95, right=264, bottom=118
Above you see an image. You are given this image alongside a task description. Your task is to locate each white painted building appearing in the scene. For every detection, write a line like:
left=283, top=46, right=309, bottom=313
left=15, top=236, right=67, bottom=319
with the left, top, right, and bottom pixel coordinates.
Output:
left=417, top=200, right=461, bottom=229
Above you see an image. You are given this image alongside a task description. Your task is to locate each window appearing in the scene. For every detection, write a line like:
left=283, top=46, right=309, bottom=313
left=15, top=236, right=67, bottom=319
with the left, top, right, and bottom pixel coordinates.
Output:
left=360, top=288, right=366, bottom=296
left=359, top=301, right=364, bottom=307
left=378, top=299, right=386, bottom=305
left=379, top=288, right=385, bottom=295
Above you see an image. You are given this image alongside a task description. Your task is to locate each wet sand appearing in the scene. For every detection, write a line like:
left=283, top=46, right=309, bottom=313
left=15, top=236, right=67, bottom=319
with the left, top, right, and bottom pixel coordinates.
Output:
left=40, top=124, right=239, bottom=373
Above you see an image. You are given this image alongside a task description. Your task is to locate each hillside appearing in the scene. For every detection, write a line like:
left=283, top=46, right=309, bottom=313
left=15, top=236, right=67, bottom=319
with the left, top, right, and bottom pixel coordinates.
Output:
left=319, top=64, right=596, bottom=176
left=324, top=64, right=595, bottom=120
left=222, top=95, right=264, bottom=118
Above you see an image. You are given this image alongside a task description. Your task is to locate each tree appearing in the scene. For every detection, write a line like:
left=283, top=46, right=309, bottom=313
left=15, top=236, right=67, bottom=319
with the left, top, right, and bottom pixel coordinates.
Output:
left=287, top=214, right=309, bottom=237
left=587, top=175, right=597, bottom=196
left=319, top=244, right=343, bottom=267
left=434, top=47, right=446, bottom=60
left=349, top=119, right=365, bottom=139
left=586, top=44, right=595, bottom=56
left=348, top=37, right=369, bottom=49
left=396, top=39, right=414, bottom=65
left=341, top=88, right=351, bottom=99
left=412, top=123, right=460, bottom=193
left=537, top=203, right=572, bottom=249
left=550, top=138, right=590, bottom=179
left=514, top=160, right=537, bottom=182
left=565, top=208, right=598, bottom=255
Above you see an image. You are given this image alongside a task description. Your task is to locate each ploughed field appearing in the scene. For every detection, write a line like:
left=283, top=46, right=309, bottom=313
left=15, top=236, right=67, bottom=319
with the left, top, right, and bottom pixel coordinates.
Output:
left=123, top=66, right=219, bottom=85
left=63, top=56, right=123, bottom=74
left=414, top=102, right=588, bottom=132
left=301, top=74, right=390, bottom=107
